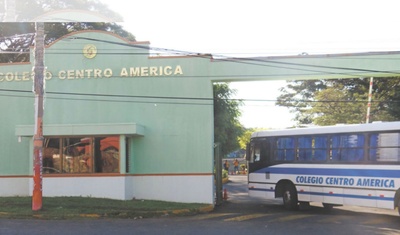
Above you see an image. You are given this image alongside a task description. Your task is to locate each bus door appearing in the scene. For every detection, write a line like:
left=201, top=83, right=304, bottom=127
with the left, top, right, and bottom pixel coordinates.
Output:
left=247, top=139, right=274, bottom=198
left=247, top=139, right=271, bottom=173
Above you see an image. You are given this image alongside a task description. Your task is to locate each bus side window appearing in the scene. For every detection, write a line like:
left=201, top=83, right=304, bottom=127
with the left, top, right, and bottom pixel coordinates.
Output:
left=352, top=134, right=365, bottom=162
left=275, top=137, right=295, bottom=161
left=332, top=134, right=364, bottom=162
left=298, top=136, right=312, bottom=161
left=314, top=136, right=328, bottom=161
left=331, top=135, right=341, bottom=161
left=372, top=132, right=400, bottom=162
left=369, top=134, right=378, bottom=161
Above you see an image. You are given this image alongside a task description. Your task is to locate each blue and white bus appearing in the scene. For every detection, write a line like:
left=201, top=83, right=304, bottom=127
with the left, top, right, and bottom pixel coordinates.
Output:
left=247, top=121, right=400, bottom=213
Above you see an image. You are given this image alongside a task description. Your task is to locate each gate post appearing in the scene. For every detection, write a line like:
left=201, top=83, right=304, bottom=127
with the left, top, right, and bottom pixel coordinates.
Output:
left=214, top=143, right=223, bottom=205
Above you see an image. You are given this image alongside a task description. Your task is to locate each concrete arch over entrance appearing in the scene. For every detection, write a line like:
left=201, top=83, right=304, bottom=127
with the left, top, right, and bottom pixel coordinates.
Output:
left=208, top=51, right=400, bottom=82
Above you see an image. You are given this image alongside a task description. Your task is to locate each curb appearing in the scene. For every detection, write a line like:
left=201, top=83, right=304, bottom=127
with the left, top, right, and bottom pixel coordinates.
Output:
left=198, top=204, right=214, bottom=213
left=169, top=204, right=214, bottom=215
left=76, top=204, right=215, bottom=219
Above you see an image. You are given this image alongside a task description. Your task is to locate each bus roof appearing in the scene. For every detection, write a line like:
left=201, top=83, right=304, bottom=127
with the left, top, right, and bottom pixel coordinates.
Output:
left=251, top=121, right=400, bottom=138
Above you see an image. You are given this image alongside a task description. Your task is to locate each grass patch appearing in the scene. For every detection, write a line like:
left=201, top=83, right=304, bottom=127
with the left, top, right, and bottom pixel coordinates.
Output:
left=0, top=197, right=212, bottom=220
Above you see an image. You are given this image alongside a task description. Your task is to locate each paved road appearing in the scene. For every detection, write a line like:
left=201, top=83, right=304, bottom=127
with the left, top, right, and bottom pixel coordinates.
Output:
left=1, top=175, right=400, bottom=235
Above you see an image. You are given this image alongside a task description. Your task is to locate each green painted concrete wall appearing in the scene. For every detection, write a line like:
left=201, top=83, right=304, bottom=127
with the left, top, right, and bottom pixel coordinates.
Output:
left=0, top=31, right=215, bottom=175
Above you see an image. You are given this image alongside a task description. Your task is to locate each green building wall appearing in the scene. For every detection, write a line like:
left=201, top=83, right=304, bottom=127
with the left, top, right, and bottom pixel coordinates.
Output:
left=1, top=31, right=215, bottom=176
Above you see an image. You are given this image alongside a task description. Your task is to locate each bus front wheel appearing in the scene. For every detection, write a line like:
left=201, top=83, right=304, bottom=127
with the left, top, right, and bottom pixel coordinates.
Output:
left=282, top=184, right=298, bottom=210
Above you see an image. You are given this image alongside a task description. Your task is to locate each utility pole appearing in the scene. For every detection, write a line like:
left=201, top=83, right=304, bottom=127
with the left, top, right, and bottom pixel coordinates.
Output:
left=4, top=0, right=45, bottom=211
left=214, top=143, right=223, bottom=205
left=32, top=22, right=45, bottom=211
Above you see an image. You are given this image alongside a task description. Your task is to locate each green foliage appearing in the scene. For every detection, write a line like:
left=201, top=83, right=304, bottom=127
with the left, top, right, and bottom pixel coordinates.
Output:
left=222, top=169, right=228, bottom=179
left=0, top=0, right=123, bottom=21
left=238, top=129, right=253, bottom=149
left=0, top=0, right=135, bottom=63
left=0, top=22, right=135, bottom=63
left=311, top=84, right=367, bottom=125
left=238, top=127, right=267, bottom=149
left=276, top=78, right=400, bottom=125
left=213, top=83, right=244, bottom=156
left=276, top=80, right=327, bottom=124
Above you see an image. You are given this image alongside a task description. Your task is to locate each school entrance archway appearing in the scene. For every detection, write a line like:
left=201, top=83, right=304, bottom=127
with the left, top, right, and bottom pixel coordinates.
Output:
left=1, top=30, right=400, bottom=205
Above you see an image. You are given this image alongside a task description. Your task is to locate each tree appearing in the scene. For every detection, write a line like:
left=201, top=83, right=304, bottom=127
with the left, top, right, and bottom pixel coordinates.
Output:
left=238, top=127, right=267, bottom=149
left=372, top=77, right=400, bottom=120
left=0, top=0, right=123, bottom=22
left=310, top=84, right=369, bottom=125
left=238, top=129, right=253, bottom=150
left=276, top=79, right=327, bottom=124
left=213, top=83, right=244, bottom=156
left=0, top=0, right=135, bottom=63
left=388, top=89, right=400, bottom=118
left=0, top=22, right=135, bottom=63
left=276, top=77, right=400, bottom=125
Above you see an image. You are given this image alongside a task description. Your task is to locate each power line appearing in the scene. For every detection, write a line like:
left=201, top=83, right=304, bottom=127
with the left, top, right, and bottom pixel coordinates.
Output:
left=71, top=36, right=400, bottom=77
left=0, top=88, right=399, bottom=105
left=3, top=34, right=400, bottom=78
left=2, top=36, right=400, bottom=88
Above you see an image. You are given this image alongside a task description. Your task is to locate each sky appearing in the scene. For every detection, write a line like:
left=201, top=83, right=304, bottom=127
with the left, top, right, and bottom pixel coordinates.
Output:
left=99, top=0, right=400, bottom=129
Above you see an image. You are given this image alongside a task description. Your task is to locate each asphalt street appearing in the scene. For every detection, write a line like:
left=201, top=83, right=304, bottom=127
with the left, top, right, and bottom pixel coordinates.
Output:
left=1, top=175, right=400, bottom=235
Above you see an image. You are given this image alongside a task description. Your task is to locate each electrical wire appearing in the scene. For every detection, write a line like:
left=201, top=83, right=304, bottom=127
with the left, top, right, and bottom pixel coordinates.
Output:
left=3, top=34, right=400, bottom=78
left=1, top=35, right=400, bottom=108
left=71, top=36, right=400, bottom=78
left=0, top=88, right=399, bottom=105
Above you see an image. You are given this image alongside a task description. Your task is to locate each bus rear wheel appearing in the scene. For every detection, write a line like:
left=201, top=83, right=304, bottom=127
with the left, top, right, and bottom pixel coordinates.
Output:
left=283, top=184, right=298, bottom=210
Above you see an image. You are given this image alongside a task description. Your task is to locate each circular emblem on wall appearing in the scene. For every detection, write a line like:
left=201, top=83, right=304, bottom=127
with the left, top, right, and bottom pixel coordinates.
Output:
left=83, top=44, right=97, bottom=59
